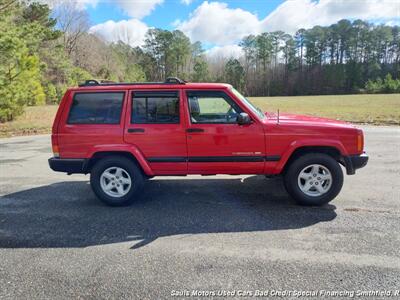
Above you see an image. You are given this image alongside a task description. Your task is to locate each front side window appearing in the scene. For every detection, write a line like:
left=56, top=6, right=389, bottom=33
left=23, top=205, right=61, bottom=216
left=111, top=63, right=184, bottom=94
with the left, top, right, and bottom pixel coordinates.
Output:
left=68, top=92, right=124, bottom=124
left=187, top=91, right=242, bottom=124
left=132, top=91, right=179, bottom=124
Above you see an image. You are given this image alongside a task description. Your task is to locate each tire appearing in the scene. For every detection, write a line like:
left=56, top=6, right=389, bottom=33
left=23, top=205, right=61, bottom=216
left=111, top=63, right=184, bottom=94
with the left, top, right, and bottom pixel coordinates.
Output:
left=284, top=153, right=343, bottom=206
left=90, top=156, right=144, bottom=206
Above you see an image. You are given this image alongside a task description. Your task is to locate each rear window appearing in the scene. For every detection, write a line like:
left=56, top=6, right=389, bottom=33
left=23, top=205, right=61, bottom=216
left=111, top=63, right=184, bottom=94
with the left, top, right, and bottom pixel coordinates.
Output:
left=67, top=92, right=124, bottom=124
left=132, top=91, right=179, bottom=124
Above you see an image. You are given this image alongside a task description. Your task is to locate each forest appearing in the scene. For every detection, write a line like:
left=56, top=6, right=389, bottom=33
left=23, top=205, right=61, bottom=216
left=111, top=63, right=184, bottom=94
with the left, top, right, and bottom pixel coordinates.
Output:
left=0, top=0, right=399, bottom=122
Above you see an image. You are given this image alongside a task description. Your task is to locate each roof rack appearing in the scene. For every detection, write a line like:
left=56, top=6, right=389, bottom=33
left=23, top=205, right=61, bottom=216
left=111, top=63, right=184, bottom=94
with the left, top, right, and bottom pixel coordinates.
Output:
left=165, top=77, right=187, bottom=84
left=78, top=77, right=187, bottom=87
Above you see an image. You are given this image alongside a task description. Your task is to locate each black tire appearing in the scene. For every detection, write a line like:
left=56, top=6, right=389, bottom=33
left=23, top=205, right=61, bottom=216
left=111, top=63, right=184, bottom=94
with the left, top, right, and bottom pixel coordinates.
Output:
left=90, top=156, right=144, bottom=206
left=284, top=153, right=343, bottom=206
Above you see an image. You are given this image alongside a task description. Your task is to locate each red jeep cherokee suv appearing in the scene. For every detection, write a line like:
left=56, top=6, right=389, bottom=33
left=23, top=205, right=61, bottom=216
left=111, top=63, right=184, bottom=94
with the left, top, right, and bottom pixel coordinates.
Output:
left=49, top=78, right=368, bottom=206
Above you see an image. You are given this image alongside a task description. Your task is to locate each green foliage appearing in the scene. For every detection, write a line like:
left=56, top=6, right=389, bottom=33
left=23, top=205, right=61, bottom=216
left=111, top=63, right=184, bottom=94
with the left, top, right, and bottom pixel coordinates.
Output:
left=0, top=0, right=99, bottom=119
left=225, top=59, right=245, bottom=92
left=143, top=29, right=193, bottom=80
left=0, top=52, right=43, bottom=121
left=192, top=59, right=209, bottom=82
left=108, top=42, right=146, bottom=82
left=365, top=74, right=400, bottom=93
left=0, top=3, right=45, bottom=121
left=365, top=78, right=383, bottom=93
left=45, top=83, right=58, bottom=104
left=0, top=1, right=63, bottom=121
left=69, top=67, right=92, bottom=86
left=27, top=78, right=46, bottom=106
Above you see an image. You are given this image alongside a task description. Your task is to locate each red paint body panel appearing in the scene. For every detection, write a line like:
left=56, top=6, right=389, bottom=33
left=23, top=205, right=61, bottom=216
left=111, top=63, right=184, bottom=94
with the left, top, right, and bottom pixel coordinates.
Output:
left=186, top=122, right=265, bottom=173
left=51, top=82, right=365, bottom=176
left=57, top=89, right=127, bottom=158
left=123, top=89, right=188, bottom=174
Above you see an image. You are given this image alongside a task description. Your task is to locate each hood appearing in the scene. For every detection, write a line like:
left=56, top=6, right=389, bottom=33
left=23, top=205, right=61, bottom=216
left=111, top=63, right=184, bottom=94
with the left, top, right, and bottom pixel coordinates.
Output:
left=266, top=112, right=355, bottom=128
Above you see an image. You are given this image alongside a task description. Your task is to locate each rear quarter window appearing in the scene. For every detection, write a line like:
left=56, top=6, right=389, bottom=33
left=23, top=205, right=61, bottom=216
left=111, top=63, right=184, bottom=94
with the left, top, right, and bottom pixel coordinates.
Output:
left=67, top=92, right=125, bottom=124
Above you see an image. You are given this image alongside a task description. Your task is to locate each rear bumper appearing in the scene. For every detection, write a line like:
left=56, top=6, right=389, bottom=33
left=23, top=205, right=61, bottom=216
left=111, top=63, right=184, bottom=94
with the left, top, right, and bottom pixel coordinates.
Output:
left=48, top=157, right=88, bottom=174
left=343, top=153, right=368, bottom=175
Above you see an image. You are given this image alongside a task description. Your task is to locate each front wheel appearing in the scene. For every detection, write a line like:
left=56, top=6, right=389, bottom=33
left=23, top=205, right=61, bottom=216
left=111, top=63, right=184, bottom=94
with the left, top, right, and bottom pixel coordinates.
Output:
left=90, top=156, right=144, bottom=206
left=284, top=153, right=343, bottom=206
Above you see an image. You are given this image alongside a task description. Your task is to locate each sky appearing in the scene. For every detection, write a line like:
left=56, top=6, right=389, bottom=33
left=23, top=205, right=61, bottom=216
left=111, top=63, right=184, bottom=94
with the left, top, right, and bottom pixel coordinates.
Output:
left=47, top=0, right=400, bottom=58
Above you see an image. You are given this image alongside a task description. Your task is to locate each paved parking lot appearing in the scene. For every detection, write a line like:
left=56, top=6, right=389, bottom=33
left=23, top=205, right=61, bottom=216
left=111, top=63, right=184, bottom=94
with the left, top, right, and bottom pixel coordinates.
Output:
left=0, top=126, right=399, bottom=299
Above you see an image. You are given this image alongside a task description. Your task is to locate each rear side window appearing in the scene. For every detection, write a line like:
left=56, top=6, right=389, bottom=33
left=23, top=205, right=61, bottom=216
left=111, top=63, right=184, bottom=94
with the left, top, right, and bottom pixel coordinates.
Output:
left=132, top=91, right=179, bottom=124
left=68, top=92, right=124, bottom=124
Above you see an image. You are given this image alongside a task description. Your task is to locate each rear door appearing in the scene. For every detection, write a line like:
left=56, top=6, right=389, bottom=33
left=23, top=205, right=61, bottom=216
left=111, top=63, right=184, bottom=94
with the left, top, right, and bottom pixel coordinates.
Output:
left=124, top=89, right=187, bottom=174
left=185, top=90, right=266, bottom=174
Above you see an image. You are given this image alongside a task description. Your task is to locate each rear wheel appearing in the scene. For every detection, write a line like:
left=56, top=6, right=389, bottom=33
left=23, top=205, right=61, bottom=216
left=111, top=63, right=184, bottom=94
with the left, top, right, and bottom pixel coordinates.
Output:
left=284, top=153, right=343, bottom=206
left=90, top=156, right=144, bottom=206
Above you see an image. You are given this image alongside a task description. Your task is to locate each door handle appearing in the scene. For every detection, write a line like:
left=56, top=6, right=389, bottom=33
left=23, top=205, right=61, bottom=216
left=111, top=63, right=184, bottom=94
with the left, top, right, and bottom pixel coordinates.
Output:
left=127, top=128, right=145, bottom=133
left=186, top=128, right=204, bottom=133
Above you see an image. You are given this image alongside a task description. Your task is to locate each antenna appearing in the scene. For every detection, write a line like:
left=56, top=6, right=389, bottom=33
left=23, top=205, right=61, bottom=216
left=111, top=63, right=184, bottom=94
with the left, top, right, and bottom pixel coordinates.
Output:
left=277, top=109, right=280, bottom=124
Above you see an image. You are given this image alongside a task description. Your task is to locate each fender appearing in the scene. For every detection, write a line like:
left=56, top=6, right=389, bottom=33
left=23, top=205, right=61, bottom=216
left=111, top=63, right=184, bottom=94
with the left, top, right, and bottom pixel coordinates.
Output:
left=86, top=144, right=154, bottom=176
left=274, top=138, right=348, bottom=173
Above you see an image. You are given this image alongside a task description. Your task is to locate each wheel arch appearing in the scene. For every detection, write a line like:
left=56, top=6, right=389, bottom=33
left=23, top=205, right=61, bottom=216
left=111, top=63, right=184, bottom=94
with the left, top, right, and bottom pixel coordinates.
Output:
left=85, top=148, right=154, bottom=176
left=276, top=139, right=347, bottom=175
left=281, top=146, right=342, bottom=173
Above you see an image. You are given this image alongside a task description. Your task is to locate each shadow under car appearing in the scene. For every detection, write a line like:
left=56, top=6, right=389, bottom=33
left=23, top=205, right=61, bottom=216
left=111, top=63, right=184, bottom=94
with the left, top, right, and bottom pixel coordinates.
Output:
left=0, top=176, right=336, bottom=249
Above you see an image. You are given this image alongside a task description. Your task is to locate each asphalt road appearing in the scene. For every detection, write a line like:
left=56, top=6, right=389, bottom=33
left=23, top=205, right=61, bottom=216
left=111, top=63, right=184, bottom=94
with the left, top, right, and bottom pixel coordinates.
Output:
left=0, top=126, right=399, bottom=299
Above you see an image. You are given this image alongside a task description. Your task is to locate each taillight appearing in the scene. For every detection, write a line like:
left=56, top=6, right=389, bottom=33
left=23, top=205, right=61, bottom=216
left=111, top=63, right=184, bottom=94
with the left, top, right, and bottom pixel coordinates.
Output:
left=357, top=130, right=364, bottom=153
left=51, top=134, right=60, bottom=158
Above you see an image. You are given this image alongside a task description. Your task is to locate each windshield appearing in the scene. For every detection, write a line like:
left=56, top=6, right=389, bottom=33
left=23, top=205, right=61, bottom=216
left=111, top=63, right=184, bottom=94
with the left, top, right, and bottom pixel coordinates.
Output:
left=230, top=87, right=265, bottom=119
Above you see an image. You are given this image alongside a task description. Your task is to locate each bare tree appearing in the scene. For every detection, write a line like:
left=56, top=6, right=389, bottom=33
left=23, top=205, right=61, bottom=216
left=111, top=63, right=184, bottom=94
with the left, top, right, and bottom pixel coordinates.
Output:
left=54, top=0, right=90, bottom=56
left=0, top=0, right=17, bottom=12
left=73, top=33, right=107, bottom=73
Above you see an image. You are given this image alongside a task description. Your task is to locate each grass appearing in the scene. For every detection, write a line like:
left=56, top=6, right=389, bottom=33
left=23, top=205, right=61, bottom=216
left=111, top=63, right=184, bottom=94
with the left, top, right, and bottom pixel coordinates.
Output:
left=249, top=94, right=400, bottom=125
left=0, top=94, right=399, bottom=138
left=0, top=105, right=58, bottom=138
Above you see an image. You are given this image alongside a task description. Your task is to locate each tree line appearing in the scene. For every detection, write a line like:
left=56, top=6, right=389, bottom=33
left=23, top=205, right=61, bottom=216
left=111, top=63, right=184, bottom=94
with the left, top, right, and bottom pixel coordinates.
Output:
left=0, top=1, right=399, bottom=122
left=239, top=20, right=399, bottom=96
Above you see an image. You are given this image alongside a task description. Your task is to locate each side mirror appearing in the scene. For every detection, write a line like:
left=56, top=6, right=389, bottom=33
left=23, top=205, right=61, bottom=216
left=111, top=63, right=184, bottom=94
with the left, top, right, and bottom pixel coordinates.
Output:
left=237, top=112, right=252, bottom=125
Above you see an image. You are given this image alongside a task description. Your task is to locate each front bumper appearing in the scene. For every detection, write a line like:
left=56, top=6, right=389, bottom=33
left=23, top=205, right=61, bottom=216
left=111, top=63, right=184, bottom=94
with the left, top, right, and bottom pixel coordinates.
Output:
left=343, top=153, right=369, bottom=175
left=48, top=157, right=88, bottom=174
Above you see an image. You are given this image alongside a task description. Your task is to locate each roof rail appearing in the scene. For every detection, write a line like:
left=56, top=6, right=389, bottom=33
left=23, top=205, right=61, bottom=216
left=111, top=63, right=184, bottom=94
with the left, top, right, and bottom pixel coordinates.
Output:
left=78, top=77, right=187, bottom=87
left=79, top=79, right=100, bottom=87
left=165, top=77, right=187, bottom=84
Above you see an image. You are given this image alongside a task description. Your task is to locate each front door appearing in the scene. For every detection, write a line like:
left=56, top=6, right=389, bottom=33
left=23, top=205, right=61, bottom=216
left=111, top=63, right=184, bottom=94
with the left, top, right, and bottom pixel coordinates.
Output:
left=185, top=90, right=265, bottom=174
left=124, top=90, right=187, bottom=174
